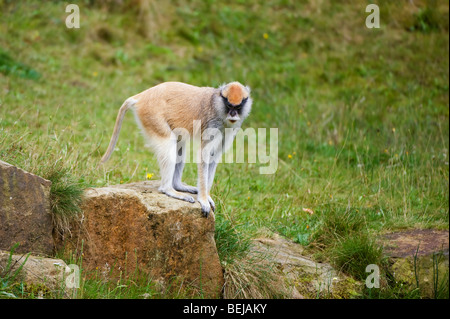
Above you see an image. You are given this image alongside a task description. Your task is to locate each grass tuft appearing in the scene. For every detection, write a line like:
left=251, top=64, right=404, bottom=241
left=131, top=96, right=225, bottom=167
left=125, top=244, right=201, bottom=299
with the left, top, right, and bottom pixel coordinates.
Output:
left=222, top=252, right=286, bottom=299
left=41, top=164, right=84, bottom=236
left=215, top=211, right=285, bottom=299
left=0, top=48, right=41, bottom=80
left=331, top=234, right=384, bottom=281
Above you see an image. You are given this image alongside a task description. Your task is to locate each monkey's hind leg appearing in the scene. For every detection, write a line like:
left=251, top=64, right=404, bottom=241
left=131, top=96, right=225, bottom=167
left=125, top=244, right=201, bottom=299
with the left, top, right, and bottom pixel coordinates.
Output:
left=173, top=162, right=198, bottom=194
left=172, top=141, right=198, bottom=194
left=155, top=136, right=196, bottom=204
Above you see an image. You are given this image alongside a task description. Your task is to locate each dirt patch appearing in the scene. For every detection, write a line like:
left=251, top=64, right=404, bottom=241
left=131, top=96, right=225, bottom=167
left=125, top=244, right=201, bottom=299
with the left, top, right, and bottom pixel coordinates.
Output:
left=381, top=229, right=449, bottom=258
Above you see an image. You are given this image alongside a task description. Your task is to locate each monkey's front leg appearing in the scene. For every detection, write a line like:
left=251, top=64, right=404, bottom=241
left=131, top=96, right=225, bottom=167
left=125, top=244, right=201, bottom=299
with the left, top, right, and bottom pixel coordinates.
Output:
left=197, top=160, right=212, bottom=217
left=206, top=161, right=218, bottom=212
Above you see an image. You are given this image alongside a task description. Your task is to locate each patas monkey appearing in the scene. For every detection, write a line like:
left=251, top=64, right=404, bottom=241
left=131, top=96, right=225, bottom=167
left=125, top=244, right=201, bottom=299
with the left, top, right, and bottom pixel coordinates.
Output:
left=101, top=81, right=252, bottom=217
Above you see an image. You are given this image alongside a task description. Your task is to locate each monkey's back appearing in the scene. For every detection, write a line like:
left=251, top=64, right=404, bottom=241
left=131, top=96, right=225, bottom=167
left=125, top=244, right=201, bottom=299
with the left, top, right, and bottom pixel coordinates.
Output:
left=133, top=82, right=218, bottom=135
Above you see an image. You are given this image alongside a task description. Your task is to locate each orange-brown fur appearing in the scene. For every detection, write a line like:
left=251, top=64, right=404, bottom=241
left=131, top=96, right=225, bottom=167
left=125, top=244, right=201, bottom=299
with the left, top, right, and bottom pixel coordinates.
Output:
left=221, top=81, right=249, bottom=105
left=133, top=82, right=217, bottom=137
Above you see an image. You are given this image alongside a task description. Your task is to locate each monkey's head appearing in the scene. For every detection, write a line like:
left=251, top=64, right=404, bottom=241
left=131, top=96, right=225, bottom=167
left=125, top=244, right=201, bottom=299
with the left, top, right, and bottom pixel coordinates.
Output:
left=218, top=82, right=252, bottom=125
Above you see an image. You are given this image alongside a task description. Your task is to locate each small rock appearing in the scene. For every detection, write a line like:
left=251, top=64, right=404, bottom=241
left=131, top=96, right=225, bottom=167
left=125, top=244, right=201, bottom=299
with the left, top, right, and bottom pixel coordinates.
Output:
left=0, top=250, right=75, bottom=298
left=252, top=234, right=360, bottom=298
left=382, top=229, right=449, bottom=298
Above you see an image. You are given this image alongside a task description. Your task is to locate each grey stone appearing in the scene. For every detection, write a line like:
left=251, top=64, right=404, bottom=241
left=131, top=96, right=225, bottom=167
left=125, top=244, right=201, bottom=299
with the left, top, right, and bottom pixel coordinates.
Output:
left=0, top=250, right=75, bottom=298
left=0, top=160, right=54, bottom=256
left=251, top=234, right=361, bottom=299
left=382, top=229, right=449, bottom=298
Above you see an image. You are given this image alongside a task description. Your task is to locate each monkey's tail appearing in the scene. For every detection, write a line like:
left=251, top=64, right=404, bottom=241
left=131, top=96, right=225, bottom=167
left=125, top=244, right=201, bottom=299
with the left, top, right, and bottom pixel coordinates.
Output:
left=100, top=97, right=137, bottom=163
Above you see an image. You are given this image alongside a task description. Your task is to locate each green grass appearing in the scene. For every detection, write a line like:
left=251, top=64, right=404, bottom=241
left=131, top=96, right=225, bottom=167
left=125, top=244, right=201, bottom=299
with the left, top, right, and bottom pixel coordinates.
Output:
left=77, top=260, right=202, bottom=299
left=332, top=234, right=384, bottom=281
left=0, top=244, right=31, bottom=299
left=0, top=48, right=41, bottom=80
left=0, top=0, right=448, bottom=299
left=43, top=164, right=84, bottom=236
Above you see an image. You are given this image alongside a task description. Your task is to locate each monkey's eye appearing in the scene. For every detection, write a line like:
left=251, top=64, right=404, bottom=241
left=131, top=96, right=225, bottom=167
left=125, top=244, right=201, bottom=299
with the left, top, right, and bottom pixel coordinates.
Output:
left=220, top=95, right=234, bottom=109
left=232, top=97, right=248, bottom=110
left=239, top=97, right=248, bottom=107
left=220, top=93, right=248, bottom=110
left=220, top=93, right=230, bottom=104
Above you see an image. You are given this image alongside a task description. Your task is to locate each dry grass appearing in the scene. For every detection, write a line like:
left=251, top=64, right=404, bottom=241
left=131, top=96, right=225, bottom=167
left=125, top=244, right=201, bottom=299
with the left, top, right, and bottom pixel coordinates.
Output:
left=222, top=248, right=288, bottom=299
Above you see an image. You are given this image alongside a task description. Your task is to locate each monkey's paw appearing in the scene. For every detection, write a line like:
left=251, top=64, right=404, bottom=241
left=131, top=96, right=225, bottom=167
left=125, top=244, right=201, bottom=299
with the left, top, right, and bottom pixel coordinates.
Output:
left=199, top=199, right=211, bottom=217
left=208, top=196, right=215, bottom=212
left=174, top=183, right=198, bottom=194
left=159, top=188, right=195, bottom=203
left=182, top=195, right=196, bottom=203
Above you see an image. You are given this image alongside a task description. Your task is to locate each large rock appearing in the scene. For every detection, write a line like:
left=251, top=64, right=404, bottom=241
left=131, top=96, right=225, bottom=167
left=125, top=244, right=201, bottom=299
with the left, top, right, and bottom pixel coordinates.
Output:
left=57, top=180, right=224, bottom=298
left=251, top=234, right=360, bottom=299
left=0, top=160, right=54, bottom=256
left=0, top=250, right=74, bottom=298
left=382, top=229, right=449, bottom=298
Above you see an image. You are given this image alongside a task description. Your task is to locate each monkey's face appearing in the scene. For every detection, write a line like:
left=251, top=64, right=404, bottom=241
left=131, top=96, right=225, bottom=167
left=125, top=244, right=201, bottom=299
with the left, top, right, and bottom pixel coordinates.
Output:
left=219, top=82, right=251, bottom=125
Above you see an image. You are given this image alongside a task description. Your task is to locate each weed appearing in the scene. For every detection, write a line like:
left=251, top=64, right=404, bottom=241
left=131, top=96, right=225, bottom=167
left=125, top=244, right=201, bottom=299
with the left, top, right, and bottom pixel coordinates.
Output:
left=0, top=244, right=31, bottom=299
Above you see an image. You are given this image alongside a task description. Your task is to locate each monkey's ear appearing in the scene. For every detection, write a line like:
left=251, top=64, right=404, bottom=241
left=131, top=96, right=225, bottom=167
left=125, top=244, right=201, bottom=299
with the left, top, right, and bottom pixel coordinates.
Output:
left=245, top=85, right=251, bottom=93
left=218, top=83, right=228, bottom=95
